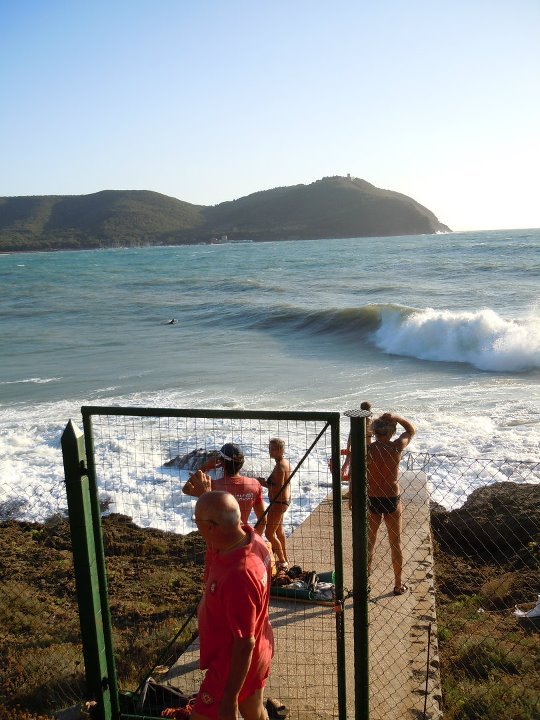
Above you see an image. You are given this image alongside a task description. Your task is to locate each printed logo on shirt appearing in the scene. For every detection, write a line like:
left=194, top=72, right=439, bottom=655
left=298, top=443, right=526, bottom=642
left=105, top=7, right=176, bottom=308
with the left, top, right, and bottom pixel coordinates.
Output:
left=201, top=691, right=214, bottom=705
left=210, top=581, right=217, bottom=594
left=235, top=493, right=254, bottom=501
left=261, top=573, right=267, bottom=588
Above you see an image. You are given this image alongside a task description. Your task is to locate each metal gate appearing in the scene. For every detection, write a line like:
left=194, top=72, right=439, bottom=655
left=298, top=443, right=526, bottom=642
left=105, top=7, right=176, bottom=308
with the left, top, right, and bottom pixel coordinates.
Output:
left=62, top=406, right=350, bottom=720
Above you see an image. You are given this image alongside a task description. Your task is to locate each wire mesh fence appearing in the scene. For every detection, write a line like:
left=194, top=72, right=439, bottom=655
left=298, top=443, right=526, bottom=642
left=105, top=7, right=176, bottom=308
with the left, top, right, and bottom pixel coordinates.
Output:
left=1, top=408, right=539, bottom=720
left=366, top=452, right=540, bottom=720
left=82, top=407, right=344, bottom=720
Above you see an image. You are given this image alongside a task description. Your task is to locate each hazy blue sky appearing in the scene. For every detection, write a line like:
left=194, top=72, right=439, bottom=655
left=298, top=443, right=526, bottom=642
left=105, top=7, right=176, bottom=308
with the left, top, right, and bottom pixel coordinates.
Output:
left=2, top=0, right=539, bottom=231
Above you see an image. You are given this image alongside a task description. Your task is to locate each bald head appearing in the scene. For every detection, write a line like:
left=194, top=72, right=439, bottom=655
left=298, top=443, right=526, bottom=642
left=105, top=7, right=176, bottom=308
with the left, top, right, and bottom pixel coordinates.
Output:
left=196, top=491, right=241, bottom=528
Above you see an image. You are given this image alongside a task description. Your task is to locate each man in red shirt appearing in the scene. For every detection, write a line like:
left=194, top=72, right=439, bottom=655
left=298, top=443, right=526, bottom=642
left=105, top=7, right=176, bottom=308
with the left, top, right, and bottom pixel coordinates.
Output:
left=183, top=443, right=266, bottom=536
left=191, top=490, right=274, bottom=720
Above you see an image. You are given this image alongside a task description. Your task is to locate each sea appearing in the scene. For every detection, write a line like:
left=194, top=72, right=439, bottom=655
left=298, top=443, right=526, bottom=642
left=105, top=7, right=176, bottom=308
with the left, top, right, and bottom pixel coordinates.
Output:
left=1, top=229, right=539, bottom=532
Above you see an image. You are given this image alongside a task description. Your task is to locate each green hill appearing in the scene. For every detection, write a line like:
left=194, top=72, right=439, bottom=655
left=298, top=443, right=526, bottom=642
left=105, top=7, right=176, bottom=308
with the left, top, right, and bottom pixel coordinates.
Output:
left=0, top=190, right=205, bottom=251
left=0, top=177, right=450, bottom=252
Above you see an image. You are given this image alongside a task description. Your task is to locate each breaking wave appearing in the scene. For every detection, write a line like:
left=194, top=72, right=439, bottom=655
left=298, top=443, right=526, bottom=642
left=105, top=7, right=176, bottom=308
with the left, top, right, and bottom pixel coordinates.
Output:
left=373, top=306, right=540, bottom=372
left=228, top=302, right=540, bottom=373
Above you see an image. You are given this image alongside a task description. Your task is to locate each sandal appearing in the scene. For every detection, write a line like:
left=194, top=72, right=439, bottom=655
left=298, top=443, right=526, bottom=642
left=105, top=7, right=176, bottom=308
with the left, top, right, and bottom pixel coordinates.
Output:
left=265, top=697, right=289, bottom=719
left=393, top=584, right=409, bottom=596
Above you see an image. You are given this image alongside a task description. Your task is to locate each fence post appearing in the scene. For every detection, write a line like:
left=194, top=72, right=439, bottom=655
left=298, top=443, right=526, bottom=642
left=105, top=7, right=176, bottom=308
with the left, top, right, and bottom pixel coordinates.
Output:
left=61, top=420, right=118, bottom=720
left=330, top=417, right=348, bottom=720
left=350, top=414, right=369, bottom=720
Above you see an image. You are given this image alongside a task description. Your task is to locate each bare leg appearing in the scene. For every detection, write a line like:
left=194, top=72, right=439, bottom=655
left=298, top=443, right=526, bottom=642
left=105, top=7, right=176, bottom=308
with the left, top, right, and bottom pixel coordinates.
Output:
left=368, top=511, right=382, bottom=577
left=265, top=505, right=287, bottom=564
left=239, top=687, right=268, bottom=720
left=383, top=503, right=404, bottom=589
left=275, top=520, right=288, bottom=563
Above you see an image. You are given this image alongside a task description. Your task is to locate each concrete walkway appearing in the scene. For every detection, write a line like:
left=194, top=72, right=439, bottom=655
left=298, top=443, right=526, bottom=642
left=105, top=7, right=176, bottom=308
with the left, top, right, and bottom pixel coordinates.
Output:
left=166, top=470, right=442, bottom=719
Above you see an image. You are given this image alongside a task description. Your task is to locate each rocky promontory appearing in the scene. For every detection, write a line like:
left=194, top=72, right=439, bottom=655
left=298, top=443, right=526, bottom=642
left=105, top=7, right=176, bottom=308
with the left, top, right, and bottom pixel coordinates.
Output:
left=0, top=175, right=450, bottom=252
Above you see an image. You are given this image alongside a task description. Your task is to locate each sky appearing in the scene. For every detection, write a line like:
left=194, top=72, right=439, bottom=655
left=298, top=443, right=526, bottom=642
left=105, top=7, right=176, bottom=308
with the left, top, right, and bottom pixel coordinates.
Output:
left=1, top=0, right=539, bottom=231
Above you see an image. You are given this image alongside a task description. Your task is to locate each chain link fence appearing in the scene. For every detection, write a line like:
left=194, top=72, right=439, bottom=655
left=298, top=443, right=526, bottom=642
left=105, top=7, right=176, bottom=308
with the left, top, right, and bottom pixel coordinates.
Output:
left=376, top=452, right=540, bottom=720
left=79, top=408, right=344, bottom=720
left=1, top=415, right=539, bottom=720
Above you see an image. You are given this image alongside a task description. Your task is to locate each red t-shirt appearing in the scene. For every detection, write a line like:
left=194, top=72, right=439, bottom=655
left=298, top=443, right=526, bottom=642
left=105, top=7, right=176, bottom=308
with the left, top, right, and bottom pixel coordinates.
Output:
left=198, top=526, right=274, bottom=685
left=212, top=475, right=263, bottom=524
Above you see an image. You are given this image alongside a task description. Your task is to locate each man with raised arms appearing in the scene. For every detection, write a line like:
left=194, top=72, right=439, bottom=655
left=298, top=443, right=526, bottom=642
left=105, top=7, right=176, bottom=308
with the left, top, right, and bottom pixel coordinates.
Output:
left=349, top=412, right=415, bottom=595
left=191, top=490, right=274, bottom=720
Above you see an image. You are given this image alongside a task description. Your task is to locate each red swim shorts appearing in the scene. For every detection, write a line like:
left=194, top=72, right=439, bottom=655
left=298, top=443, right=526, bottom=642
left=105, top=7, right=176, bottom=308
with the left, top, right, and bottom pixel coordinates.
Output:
left=192, top=663, right=268, bottom=719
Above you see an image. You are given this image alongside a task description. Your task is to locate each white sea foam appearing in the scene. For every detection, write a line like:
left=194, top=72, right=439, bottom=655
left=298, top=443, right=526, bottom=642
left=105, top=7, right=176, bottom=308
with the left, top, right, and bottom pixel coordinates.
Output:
left=373, top=307, right=540, bottom=372
left=0, top=377, right=63, bottom=385
left=1, top=384, right=538, bottom=529
left=0, top=399, right=334, bottom=533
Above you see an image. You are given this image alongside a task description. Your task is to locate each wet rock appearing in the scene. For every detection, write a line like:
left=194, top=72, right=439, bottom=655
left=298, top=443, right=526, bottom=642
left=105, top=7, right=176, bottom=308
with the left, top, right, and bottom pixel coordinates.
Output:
left=431, top=481, right=540, bottom=562
left=163, top=448, right=220, bottom=470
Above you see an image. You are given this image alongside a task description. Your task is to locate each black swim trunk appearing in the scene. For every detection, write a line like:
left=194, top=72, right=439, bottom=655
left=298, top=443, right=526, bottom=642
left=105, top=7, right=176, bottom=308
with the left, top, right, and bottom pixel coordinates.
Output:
left=368, top=495, right=401, bottom=515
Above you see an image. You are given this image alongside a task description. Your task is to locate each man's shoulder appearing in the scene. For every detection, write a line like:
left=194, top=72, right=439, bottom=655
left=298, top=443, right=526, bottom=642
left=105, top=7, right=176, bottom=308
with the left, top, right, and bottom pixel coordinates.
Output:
left=218, top=474, right=258, bottom=488
left=222, top=538, right=270, bottom=589
left=238, top=474, right=262, bottom=489
left=251, top=530, right=269, bottom=552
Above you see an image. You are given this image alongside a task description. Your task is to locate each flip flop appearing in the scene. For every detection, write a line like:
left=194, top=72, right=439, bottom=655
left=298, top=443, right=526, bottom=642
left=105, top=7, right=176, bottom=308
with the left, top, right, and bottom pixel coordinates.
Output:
left=393, top=584, right=409, bottom=596
left=265, top=697, right=289, bottom=718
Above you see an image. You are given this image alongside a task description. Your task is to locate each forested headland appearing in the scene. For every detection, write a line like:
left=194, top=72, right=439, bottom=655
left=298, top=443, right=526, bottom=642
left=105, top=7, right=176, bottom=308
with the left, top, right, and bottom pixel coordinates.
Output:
left=0, top=176, right=450, bottom=252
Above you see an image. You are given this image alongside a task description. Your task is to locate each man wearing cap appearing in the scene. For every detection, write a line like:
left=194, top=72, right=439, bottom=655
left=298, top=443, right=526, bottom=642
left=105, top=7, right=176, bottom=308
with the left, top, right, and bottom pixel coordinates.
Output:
left=183, top=443, right=266, bottom=536
left=191, top=490, right=274, bottom=720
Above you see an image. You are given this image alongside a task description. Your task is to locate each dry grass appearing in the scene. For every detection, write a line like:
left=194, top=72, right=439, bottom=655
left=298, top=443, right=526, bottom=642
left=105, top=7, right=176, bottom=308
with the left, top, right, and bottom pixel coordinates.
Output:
left=0, top=515, right=204, bottom=717
left=434, top=545, right=540, bottom=720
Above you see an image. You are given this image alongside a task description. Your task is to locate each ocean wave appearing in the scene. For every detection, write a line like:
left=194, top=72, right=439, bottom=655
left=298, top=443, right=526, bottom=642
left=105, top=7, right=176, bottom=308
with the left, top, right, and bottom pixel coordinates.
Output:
left=0, top=376, right=63, bottom=385
left=241, top=302, right=540, bottom=372
left=373, top=307, right=540, bottom=372
left=245, top=302, right=405, bottom=336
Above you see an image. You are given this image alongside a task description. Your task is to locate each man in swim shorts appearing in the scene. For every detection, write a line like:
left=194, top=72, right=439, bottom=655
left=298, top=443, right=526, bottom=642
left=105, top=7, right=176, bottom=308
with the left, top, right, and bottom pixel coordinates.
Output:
left=191, top=491, right=274, bottom=720
left=183, top=443, right=266, bottom=537
left=257, top=438, right=291, bottom=571
left=349, top=412, right=415, bottom=595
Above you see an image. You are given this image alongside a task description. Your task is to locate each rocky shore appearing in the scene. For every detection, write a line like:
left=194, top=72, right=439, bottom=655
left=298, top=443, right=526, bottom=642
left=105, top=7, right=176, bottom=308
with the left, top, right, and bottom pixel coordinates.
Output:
left=432, top=481, right=539, bottom=606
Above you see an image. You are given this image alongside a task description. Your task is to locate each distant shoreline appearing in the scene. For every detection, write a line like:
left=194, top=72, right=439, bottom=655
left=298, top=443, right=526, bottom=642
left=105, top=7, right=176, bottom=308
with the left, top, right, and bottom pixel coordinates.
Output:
left=0, top=231, right=457, bottom=256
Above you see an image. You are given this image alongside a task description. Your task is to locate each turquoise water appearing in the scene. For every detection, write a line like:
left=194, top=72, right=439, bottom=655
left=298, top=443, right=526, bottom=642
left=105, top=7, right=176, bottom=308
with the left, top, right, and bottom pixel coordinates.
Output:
left=1, top=229, right=539, bottom=522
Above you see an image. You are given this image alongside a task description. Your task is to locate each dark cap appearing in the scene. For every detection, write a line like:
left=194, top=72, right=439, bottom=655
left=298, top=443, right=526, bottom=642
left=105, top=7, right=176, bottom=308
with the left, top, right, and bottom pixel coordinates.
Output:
left=219, top=443, right=244, bottom=462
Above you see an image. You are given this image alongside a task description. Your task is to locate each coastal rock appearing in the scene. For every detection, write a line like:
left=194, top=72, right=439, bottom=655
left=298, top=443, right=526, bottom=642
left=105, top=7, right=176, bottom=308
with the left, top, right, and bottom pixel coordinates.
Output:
left=431, top=481, right=540, bottom=564
left=163, top=448, right=220, bottom=471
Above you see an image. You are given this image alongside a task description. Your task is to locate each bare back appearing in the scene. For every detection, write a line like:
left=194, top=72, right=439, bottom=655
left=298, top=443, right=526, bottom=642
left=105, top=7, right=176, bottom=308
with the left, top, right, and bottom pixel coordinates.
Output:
left=268, top=457, right=291, bottom=503
left=367, top=441, right=403, bottom=496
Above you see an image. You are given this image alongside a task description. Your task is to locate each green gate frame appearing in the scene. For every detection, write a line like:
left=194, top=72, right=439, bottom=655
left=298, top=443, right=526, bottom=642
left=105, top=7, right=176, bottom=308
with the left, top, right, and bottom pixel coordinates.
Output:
left=62, top=420, right=120, bottom=720
left=62, top=406, right=354, bottom=720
